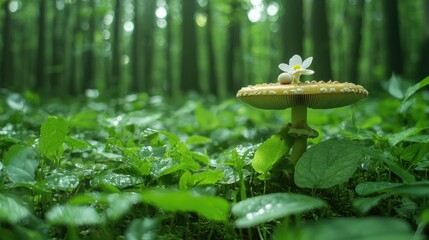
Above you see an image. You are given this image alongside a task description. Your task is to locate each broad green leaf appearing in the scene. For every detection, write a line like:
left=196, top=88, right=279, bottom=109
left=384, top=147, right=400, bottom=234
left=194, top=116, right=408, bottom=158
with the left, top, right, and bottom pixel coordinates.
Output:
left=141, top=189, right=229, bottom=221
left=294, top=139, right=363, bottom=188
left=403, top=75, right=429, bottom=102
left=179, top=171, right=194, bottom=190
left=252, top=127, right=293, bottom=174
left=388, top=127, right=426, bottom=146
left=187, top=135, right=212, bottom=145
left=39, top=116, right=68, bottom=156
left=68, top=111, right=99, bottom=129
left=125, top=218, right=161, bottom=240
left=232, top=192, right=326, bottom=228
left=65, top=136, right=92, bottom=150
left=46, top=205, right=103, bottom=225
left=0, top=194, right=32, bottom=223
left=353, top=195, right=389, bottom=213
left=355, top=182, right=402, bottom=195
left=44, top=173, right=79, bottom=191
left=91, top=172, right=144, bottom=189
left=105, top=193, right=141, bottom=221
left=387, top=74, right=405, bottom=99
left=192, top=170, right=224, bottom=185
left=195, top=104, right=220, bottom=130
left=4, top=144, right=38, bottom=184
left=274, top=217, right=420, bottom=240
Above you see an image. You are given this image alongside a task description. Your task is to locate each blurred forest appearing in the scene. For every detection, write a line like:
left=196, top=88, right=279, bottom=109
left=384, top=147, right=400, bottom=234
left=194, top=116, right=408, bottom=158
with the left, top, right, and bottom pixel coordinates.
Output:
left=0, top=0, right=428, bottom=99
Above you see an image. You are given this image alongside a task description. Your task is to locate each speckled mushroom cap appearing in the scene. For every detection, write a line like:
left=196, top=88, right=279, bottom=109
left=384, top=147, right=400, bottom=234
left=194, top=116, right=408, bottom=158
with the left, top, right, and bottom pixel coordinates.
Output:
left=236, top=81, right=369, bottom=110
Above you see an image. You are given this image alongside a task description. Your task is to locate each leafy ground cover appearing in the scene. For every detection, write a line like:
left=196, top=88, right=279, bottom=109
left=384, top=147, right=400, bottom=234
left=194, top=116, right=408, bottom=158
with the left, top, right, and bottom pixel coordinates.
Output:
left=0, top=76, right=429, bottom=240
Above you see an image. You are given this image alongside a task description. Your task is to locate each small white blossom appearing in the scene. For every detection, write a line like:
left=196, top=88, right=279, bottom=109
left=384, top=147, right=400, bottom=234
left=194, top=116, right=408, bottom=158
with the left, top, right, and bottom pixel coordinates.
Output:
left=278, top=55, right=314, bottom=83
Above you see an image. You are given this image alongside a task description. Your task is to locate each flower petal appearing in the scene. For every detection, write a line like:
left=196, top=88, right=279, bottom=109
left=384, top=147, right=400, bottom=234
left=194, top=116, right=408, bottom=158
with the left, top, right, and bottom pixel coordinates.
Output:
left=302, top=57, right=313, bottom=69
left=294, top=69, right=315, bottom=75
left=289, top=55, right=302, bottom=66
left=278, top=63, right=292, bottom=72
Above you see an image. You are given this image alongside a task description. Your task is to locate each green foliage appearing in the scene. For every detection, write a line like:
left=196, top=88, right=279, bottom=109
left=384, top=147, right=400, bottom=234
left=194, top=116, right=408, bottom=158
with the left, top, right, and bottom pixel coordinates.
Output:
left=232, top=193, right=326, bottom=228
left=294, top=139, right=364, bottom=188
left=0, top=79, right=428, bottom=239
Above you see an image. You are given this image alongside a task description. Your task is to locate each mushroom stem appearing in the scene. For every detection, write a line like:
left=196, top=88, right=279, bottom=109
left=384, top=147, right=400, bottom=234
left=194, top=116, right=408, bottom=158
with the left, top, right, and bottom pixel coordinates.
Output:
left=290, top=104, right=308, bottom=165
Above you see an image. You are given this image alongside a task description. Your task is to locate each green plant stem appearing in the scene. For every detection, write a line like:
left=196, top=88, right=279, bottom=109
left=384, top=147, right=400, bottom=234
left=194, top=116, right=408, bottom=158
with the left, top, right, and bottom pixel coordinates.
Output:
left=290, top=104, right=308, bottom=165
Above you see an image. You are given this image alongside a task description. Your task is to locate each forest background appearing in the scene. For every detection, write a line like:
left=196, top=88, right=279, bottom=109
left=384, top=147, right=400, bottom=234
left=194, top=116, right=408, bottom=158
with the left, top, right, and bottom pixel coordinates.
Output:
left=0, top=0, right=428, bottom=99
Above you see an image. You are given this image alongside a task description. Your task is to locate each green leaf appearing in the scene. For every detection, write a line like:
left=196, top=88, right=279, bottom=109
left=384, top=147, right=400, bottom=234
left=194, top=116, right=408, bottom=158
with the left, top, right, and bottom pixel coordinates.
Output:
left=91, top=172, right=144, bottom=189
left=187, top=135, right=212, bottom=145
left=252, top=127, right=294, bottom=174
left=0, top=194, right=32, bottom=223
left=179, top=171, right=194, bottom=190
left=403, top=75, right=429, bottom=102
left=44, top=173, right=79, bottom=191
left=4, top=144, right=38, bottom=184
left=353, top=195, right=389, bottom=214
left=39, top=116, right=68, bottom=156
left=355, top=182, right=402, bottom=196
left=294, top=139, right=363, bottom=189
left=65, top=136, right=92, bottom=150
left=125, top=218, right=161, bottom=240
left=387, top=74, right=405, bottom=99
left=195, top=104, right=220, bottom=130
left=274, top=217, right=419, bottom=240
left=192, top=170, right=224, bottom=185
left=388, top=127, right=426, bottom=146
left=46, top=205, right=104, bottom=225
left=232, top=192, right=326, bottom=228
left=141, top=189, right=229, bottom=221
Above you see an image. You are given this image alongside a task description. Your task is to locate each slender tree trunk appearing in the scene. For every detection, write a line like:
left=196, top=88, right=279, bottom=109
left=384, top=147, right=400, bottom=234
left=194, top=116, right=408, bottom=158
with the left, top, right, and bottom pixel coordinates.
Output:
left=50, top=1, right=63, bottom=93
left=131, top=0, right=142, bottom=92
left=165, top=0, right=173, bottom=96
left=346, top=0, right=364, bottom=83
left=206, top=0, right=218, bottom=96
left=280, top=0, right=303, bottom=59
left=62, top=3, right=72, bottom=96
left=382, top=0, right=402, bottom=75
left=1, top=0, right=13, bottom=88
left=180, top=0, right=199, bottom=92
left=36, top=0, right=47, bottom=90
left=226, top=0, right=242, bottom=94
left=310, top=0, right=332, bottom=80
left=142, top=0, right=156, bottom=93
left=83, top=0, right=96, bottom=91
left=111, top=0, right=121, bottom=96
left=417, top=0, right=429, bottom=80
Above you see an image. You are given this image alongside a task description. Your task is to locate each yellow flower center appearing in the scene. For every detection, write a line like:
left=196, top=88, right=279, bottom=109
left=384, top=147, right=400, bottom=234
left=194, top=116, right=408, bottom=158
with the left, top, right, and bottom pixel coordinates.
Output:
left=293, top=64, right=301, bottom=70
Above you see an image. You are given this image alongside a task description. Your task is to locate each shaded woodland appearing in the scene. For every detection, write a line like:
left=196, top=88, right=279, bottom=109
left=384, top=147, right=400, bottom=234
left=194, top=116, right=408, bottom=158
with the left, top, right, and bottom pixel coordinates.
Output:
left=0, top=0, right=428, bottom=98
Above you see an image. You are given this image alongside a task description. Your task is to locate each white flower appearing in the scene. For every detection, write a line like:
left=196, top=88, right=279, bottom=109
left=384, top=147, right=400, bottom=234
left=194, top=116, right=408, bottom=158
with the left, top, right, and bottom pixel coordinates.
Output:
left=278, top=55, right=314, bottom=83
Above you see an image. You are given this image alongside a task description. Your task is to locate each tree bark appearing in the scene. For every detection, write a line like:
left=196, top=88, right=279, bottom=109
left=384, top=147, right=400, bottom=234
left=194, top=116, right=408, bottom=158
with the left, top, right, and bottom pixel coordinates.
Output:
left=310, top=0, right=332, bottom=80
left=417, top=0, right=429, bottom=80
left=1, top=0, right=13, bottom=88
left=206, top=0, right=218, bottom=96
left=36, top=0, right=47, bottom=90
left=382, top=0, right=403, bottom=75
left=180, top=0, right=199, bottom=92
left=165, top=0, right=173, bottom=96
left=226, top=0, right=243, bottom=94
left=83, top=0, right=96, bottom=91
left=142, top=0, right=156, bottom=93
left=346, top=0, right=364, bottom=83
left=280, top=0, right=303, bottom=59
left=131, top=0, right=142, bottom=92
left=111, top=0, right=121, bottom=96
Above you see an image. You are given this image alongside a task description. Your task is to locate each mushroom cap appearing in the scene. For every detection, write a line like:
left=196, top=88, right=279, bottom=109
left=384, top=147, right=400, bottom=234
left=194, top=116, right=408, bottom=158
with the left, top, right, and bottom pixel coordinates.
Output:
left=236, top=81, right=369, bottom=110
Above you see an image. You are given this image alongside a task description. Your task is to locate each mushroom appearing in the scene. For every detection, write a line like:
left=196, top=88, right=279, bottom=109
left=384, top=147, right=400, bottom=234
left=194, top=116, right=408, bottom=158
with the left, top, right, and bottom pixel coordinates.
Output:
left=236, top=80, right=369, bottom=165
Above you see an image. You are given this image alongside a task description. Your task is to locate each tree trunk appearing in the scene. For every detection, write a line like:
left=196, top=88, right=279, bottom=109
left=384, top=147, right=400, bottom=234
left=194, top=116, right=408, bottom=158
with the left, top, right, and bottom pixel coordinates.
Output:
left=206, top=0, right=218, bottom=96
left=226, top=0, right=243, bottom=94
left=36, top=0, right=47, bottom=90
left=280, top=0, right=303, bottom=59
left=111, top=0, right=121, bottom=96
left=346, top=0, right=364, bottom=83
left=180, top=0, right=199, bottom=92
left=1, top=0, right=13, bottom=88
left=83, top=0, right=96, bottom=91
left=165, top=0, right=173, bottom=96
left=310, top=0, right=332, bottom=80
left=382, top=0, right=403, bottom=75
left=142, top=0, right=156, bottom=93
left=131, top=0, right=142, bottom=92
left=417, top=0, right=429, bottom=80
